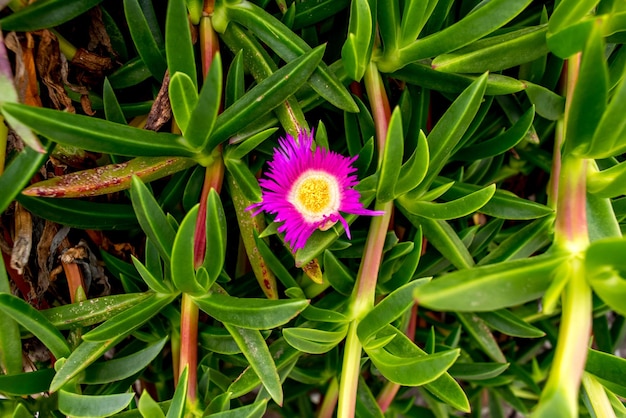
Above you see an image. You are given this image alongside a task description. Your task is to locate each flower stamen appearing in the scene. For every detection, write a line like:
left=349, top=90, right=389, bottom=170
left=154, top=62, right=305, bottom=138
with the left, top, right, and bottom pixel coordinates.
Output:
left=289, top=171, right=340, bottom=223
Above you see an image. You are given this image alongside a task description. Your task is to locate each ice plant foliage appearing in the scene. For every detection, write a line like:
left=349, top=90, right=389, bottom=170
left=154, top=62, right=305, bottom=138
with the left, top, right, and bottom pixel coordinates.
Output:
left=248, top=131, right=383, bottom=251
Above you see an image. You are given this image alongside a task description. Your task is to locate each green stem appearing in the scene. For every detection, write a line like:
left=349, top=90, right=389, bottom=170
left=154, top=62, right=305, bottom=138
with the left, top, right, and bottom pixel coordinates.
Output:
left=317, top=377, right=339, bottom=418
left=536, top=121, right=591, bottom=417
left=337, top=61, right=392, bottom=418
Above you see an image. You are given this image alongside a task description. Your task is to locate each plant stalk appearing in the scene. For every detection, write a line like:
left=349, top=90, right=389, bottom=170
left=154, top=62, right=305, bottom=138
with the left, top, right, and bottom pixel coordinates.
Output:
left=337, top=61, right=392, bottom=418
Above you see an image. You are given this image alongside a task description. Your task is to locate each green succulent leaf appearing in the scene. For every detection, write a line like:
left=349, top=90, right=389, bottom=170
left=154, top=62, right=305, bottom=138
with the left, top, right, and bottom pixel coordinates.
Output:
left=585, top=237, right=626, bottom=316
left=0, top=369, right=55, bottom=396
left=124, top=0, right=167, bottom=80
left=166, top=367, right=188, bottom=418
left=166, top=0, right=197, bottom=87
left=224, top=324, right=283, bottom=405
left=341, top=0, right=373, bottom=81
left=0, top=0, right=104, bottom=31
left=398, top=184, right=495, bottom=220
left=209, top=45, right=325, bottom=148
left=58, top=391, right=134, bottom=417
left=183, top=55, right=223, bottom=151
left=414, top=252, right=567, bottom=311
left=1, top=103, right=193, bottom=158
left=358, top=278, right=430, bottom=345
left=565, top=21, right=608, bottom=157
left=376, top=107, right=404, bottom=203
left=169, top=72, right=198, bottom=133
left=201, top=189, right=228, bottom=282
left=194, top=291, right=309, bottom=329
left=50, top=337, right=123, bottom=392
left=455, top=106, right=535, bottom=161
left=395, top=129, right=429, bottom=196
left=0, top=142, right=51, bottom=213
left=391, top=63, right=526, bottom=95
left=0, top=294, right=70, bottom=360
left=379, top=0, right=533, bottom=72
left=42, top=293, right=152, bottom=330
left=83, top=337, right=168, bottom=384
left=417, top=72, right=488, bottom=194
left=219, top=1, right=358, bottom=112
left=283, top=326, right=348, bottom=354
left=130, top=176, right=177, bottom=265
left=82, top=292, right=178, bottom=342
left=432, top=26, right=549, bottom=73
left=365, top=345, right=459, bottom=386
left=17, top=195, right=138, bottom=230
left=171, top=205, right=206, bottom=295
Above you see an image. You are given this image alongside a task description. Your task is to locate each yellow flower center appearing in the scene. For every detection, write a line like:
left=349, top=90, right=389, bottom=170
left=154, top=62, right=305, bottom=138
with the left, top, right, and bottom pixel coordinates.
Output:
left=289, top=170, right=340, bottom=223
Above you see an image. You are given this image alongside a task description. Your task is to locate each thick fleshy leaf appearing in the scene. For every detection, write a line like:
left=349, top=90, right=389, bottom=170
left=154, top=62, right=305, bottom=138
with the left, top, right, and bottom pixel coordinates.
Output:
left=399, top=0, right=437, bottom=45
left=358, top=279, right=430, bottom=345
left=169, top=72, right=198, bottom=133
left=0, top=0, right=104, bottom=31
left=458, top=312, right=506, bottom=363
left=1, top=103, right=194, bottom=158
left=0, top=369, right=55, bottom=396
left=124, top=0, right=167, bottom=80
left=0, top=257, right=21, bottom=375
left=183, top=55, right=222, bottom=150
left=433, top=178, right=553, bottom=220
left=166, top=367, right=188, bottom=418
left=58, top=391, right=134, bottom=417
left=377, top=107, right=404, bottom=203
left=432, top=26, right=549, bottom=73
left=22, top=157, right=195, bottom=198
left=416, top=73, right=487, bottom=194
left=378, top=0, right=533, bottom=72
left=414, top=252, right=567, bottom=311
left=209, top=45, right=325, bottom=147
left=588, top=161, right=626, bottom=198
left=224, top=324, right=283, bottom=405
left=392, top=63, right=526, bottom=95
left=565, top=22, right=608, bottom=157
left=395, top=130, right=429, bottom=196
left=585, top=237, right=626, bottom=316
left=201, top=190, right=228, bottom=283
left=82, top=337, right=167, bottom=384
left=586, top=348, right=626, bottom=388
left=398, top=184, right=495, bottom=220
left=224, top=158, right=262, bottom=202
left=587, top=52, right=626, bottom=158
left=217, top=2, right=358, bottom=112
left=341, top=0, right=373, bottom=81
left=0, top=294, right=70, bottom=359
left=379, top=325, right=470, bottom=412
left=171, top=205, right=206, bottom=295
left=455, top=106, right=535, bottom=161
left=365, top=345, right=459, bottom=386
left=102, top=78, right=127, bottom=124
left=166, top=0, right=196, bottom=87
left=449, top=362, right=510, bottom=381
left=42, top=293, right=151, bottom=330
left=548, top=0, right=600, bottom=34
left=0, top=142, right=50, bottom=213
left=82, top=292, right=177, bottom=342
left=17, top=195, right=137, bottom=230
left=130, top=176, right=177, bottom=263
left=525, top=83, right=565, bottom=121
left=283, top=326, right=347, bottom=354
left=49, top=335, right=120, bottom=392
left=477, top=309, right=545, bottom=338
left=194, top=292, right=308, bottom=329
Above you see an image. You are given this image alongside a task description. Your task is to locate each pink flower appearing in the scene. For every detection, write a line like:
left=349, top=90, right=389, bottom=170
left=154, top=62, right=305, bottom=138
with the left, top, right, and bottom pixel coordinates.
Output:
left=247, top=131, right=384, bottom=251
